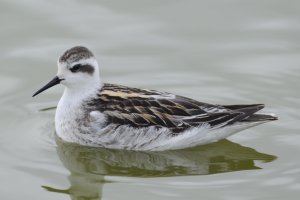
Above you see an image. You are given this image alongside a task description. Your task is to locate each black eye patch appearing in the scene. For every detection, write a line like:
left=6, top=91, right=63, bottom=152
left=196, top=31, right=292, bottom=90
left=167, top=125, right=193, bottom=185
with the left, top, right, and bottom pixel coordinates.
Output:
left=70, top=64, right=81, bottom=72
left=70, top=64, right=94, bottom=75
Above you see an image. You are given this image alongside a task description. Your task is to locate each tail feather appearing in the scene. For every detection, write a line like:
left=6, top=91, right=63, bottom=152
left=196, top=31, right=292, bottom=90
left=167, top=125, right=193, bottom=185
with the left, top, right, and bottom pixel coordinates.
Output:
left=222, top=104, right=265, bottom=112
left=242, top=114, right=278, bottom=122
left=222, top=104, right=277, bottom=123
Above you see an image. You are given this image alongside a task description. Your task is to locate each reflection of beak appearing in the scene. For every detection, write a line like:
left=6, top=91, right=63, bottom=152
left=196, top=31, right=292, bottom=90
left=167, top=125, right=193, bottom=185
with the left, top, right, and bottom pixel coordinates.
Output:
left=32, top=76, right=63, bottom=97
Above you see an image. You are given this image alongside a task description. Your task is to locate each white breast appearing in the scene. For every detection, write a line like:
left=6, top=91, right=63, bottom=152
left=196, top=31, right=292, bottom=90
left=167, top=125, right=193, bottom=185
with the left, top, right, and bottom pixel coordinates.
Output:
left=55, top=87, right=92, bottom=142
left=55, top=95, right=79, bottom=142
left=55, top=87, right=107, bottom=144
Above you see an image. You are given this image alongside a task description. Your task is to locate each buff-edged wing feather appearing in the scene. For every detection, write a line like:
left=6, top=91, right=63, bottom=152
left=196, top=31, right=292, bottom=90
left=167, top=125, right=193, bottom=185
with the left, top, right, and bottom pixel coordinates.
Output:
left=88, top=84, right=275, bottom=134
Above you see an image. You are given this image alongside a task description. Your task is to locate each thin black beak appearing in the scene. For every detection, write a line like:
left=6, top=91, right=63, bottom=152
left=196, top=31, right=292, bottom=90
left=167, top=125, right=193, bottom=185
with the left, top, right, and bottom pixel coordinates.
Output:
left=32, top=76, right=63, bottom=97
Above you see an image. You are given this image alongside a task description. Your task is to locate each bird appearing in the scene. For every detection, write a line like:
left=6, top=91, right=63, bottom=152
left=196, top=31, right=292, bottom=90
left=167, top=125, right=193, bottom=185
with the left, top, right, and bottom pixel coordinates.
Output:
left=32, top=46, right=277, bottom=151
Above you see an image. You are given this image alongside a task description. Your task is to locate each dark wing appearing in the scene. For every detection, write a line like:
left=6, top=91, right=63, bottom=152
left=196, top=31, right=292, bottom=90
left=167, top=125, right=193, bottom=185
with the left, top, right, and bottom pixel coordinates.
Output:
left=91, top=84, right=263, bottom=133
left=222, top=104, right=277, bottom=122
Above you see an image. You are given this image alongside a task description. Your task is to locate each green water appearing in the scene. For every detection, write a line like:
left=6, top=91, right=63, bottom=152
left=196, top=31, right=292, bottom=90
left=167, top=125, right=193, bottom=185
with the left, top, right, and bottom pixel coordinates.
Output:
left=0, top=0, right=299, bottom=199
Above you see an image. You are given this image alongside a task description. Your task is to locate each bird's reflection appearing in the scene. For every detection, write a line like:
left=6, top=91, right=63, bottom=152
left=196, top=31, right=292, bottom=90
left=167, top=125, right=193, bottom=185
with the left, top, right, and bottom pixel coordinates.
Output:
left=43, top=138, right=276, bottom=200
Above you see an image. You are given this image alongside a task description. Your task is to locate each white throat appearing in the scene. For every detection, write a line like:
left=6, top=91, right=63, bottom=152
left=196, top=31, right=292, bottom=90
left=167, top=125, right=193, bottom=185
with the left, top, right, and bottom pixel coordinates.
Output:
left=64, top=78, right=101, bottom=97
left=55, top=77, right=103, bottom=142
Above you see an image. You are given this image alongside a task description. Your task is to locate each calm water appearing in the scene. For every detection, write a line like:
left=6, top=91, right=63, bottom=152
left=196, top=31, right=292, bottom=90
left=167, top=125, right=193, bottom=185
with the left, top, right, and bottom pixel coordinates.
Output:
left=0, top=0, right=299, bottom=199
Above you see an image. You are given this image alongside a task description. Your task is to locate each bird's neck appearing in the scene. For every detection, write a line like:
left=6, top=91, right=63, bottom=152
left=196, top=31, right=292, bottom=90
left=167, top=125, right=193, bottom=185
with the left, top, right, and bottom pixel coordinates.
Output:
left=62, top=80, right=103, bottom=105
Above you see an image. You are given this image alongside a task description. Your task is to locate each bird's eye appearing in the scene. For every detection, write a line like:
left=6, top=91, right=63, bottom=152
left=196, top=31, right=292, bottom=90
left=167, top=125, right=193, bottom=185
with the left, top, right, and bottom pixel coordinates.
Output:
left=71, top=64, right=81, bottom=72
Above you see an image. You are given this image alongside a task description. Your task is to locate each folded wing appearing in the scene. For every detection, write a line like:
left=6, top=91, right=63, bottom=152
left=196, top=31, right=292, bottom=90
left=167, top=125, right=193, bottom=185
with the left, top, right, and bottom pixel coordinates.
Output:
left=91, top=84, right=269, bottom=134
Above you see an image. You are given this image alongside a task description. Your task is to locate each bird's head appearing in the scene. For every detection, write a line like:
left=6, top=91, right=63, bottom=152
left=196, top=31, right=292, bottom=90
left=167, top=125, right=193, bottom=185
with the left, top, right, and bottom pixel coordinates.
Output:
left=33, top=46, right=101, bottom=97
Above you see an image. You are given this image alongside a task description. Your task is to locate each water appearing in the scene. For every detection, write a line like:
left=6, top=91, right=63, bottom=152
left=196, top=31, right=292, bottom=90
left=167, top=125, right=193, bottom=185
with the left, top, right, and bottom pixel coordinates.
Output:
left=0, top=0, right=299, bottom=199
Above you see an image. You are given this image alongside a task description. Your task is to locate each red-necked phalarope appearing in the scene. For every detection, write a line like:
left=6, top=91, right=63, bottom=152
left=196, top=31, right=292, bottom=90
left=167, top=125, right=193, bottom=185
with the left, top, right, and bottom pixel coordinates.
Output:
left=33, top=46, right=277, bottom=151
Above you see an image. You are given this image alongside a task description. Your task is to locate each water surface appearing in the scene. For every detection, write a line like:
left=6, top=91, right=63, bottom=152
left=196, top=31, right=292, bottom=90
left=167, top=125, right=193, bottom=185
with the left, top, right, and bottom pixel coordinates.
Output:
left=0, top=0, right=299, bottom=199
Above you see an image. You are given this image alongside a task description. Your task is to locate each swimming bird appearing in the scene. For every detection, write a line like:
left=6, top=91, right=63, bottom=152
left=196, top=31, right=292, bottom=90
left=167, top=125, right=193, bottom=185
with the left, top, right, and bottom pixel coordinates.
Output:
left=33, top=46, right=277, bottom=151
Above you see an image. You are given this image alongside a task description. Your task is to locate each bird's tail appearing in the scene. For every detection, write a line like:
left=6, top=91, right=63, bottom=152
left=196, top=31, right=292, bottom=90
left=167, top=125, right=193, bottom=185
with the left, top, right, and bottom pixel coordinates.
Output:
left=241, top=113, right=278, bottom=122
left=222, top=104, right=278, bottom=123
